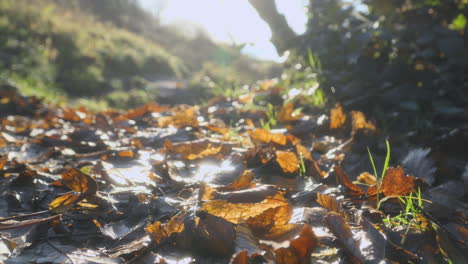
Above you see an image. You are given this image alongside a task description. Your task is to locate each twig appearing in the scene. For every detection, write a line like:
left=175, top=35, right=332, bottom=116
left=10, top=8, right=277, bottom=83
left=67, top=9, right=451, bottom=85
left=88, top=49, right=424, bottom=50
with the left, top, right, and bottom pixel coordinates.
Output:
left=0, top=214, right=60, bottom=231
left=0, top=210, right=50, bottom=222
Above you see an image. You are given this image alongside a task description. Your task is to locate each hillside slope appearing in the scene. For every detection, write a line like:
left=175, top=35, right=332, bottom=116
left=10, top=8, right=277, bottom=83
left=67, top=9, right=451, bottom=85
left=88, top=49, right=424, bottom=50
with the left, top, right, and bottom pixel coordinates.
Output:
left=0, top=0, right=280, bottom=108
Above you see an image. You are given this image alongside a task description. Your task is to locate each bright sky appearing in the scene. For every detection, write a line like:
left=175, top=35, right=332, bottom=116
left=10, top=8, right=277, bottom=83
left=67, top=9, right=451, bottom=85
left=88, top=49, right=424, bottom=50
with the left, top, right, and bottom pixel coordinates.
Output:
left=138, top=0, right=309, bottom=62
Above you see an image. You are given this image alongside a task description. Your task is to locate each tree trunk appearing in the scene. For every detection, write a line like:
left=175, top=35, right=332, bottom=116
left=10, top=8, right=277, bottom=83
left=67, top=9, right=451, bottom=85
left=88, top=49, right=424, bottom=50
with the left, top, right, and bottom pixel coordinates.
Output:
left=248, top=0, right=298, bottom=55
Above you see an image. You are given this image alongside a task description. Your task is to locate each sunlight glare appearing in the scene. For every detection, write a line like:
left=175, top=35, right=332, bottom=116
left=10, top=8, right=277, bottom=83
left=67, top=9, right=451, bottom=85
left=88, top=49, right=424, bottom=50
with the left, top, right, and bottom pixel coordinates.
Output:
left=138, top=0, right=308, bottom=61
left=194, top=159, right=235, bottom=183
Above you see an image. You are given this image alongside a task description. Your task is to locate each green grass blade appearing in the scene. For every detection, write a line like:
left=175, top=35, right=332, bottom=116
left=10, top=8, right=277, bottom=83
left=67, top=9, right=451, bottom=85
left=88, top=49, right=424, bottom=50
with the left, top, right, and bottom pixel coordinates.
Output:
left=367, top=147, right=378, bottom=179
left=381, top=140, right=391, bottom=180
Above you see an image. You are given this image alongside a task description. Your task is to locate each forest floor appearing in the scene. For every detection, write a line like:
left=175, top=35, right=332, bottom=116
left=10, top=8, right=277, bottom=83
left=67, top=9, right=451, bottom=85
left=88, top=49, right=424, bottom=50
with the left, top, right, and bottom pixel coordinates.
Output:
left=0, top=85, right=467, bottom=263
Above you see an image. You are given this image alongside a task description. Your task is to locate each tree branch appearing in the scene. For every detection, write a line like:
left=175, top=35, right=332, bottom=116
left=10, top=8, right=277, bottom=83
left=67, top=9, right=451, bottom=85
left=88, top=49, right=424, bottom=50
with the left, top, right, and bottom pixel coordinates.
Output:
left=248, top=0, right=299, bottom=55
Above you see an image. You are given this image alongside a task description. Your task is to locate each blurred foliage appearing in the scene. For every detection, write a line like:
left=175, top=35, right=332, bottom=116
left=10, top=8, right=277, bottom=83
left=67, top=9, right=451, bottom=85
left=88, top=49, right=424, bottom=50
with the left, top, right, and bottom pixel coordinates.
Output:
left=293, top=0, right=468, bottom=137
left=0, top=0, right=182, bottom=100
left=0, top=0, right=280, bottom=109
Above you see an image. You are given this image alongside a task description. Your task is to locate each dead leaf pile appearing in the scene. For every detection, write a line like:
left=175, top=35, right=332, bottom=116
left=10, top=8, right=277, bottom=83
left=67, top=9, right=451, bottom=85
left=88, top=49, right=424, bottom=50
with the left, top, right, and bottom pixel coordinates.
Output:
left=0, top=88, right=466, bottom=263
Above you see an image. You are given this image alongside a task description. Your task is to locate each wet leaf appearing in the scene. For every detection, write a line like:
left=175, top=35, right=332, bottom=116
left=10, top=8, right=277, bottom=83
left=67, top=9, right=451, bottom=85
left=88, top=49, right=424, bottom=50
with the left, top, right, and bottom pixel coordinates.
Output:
left=436, top=226, right=468, bottom=263
left=232, top=224, right=265, bottom=262
left=217, top=170, right=256, bottom=191
left=325, top=212, right=365, bottom=263
left=186, top=211, right=236, bottom=256
left=275, top=224, right=318, bottom=264
left=276, top=150, right=300, bottom=173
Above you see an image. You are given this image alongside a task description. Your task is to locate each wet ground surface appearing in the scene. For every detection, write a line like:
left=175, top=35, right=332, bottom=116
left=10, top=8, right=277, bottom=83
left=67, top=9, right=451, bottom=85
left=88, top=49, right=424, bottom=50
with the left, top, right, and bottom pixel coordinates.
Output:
left=0, top=88, right=467, bottom=263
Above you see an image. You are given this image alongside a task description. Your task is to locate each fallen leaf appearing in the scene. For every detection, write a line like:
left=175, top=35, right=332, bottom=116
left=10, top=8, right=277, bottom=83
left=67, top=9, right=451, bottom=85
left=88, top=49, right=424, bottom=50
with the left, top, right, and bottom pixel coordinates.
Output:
left=207, top=125, right=230, bottom=135
left=248, top=129, right=287, bottom=145
left=146, top=213, right=186, bottom=244
left=58, top=167, right=98, bottom=195
left=367, top=166, right=421, bottom=197
left=316, top=193, right=345, bottom=217
left=325, top=212, right=365, bottom=263
left=200, top=191, right=295, bottom=240
left=217, top=170, right=256, bottom=191
left=277, top=102, right=302, bottom=123
left=157, top=107, right=198, bottom=128
left=334, top=166, right=365, bottom=196
left=275, top=224, right=318, bottom=264
left=330, top=104, right=347, bottom=129
left=0, top=154, right=7, bottom=171
left=185, top=211, right=236, bottom=256
left=164, top=139, right=233, bottom=160
left=351, top=111, right=376, bottom=134
left=356, top=172, right=377, bottom=185
left=296, top=144, right=312, bottom=161
left=276, top=151, right=300, bottom=173
left=49, top=168, right=98, bottom=213
left=49, top=192, right=83, bottom=213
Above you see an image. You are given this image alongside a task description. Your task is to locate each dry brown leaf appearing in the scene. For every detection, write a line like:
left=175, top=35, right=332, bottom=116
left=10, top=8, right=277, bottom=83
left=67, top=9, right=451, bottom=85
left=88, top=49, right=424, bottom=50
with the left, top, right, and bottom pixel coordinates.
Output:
left=334, top=166, right=365, bottom=196
left=212, top=185, right=278, bottom=204
left=125, top=102, right=168, bottom=120
left=157, top=107, right=198, bottom=128
left=49, top=192, right=83, bottom=213
left=164, top=139, right=233, bottom=160
left=146, top=214, right=186, bottom=244
left=356, top=172, right=377, bottom=185
left=60, top=107, right=81, bottom=122
left=316, top=193, right=345, bottom=217
left=248, top=129, right=287, bottom=146
left=275, top=224, right=318, bottom=264
left=277, top=102, right=302, bottom=123
left=0, top=154, right=7, bottom=171
left=276, top=151, right=300, bottom=173
left=206, top=125, right=230, bottom=135
left=217, top=170, right=256, bottom=192
left=49, top=168, right=98, bottom=213
left=200, top=191, right=294, bottom=240
left=330, top=104, right=347, bottom=129
left=58, top=168, right=98, bottom=194
left=296, top=144, right=312, bottom=161
left=367, top=166, right=421, bottom=197
left=351, top=111, right=376, bottom=134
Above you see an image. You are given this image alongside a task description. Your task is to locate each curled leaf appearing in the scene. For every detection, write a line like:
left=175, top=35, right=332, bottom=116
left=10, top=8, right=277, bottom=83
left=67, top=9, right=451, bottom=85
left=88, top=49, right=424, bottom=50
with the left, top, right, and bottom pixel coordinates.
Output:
left=334, top=166, right=364, bottom=196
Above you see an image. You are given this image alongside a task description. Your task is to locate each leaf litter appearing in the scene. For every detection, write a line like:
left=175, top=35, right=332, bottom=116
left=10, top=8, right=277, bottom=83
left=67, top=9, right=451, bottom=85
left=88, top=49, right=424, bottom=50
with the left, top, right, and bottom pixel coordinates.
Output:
left=0, top=88, right=467, bottom=263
